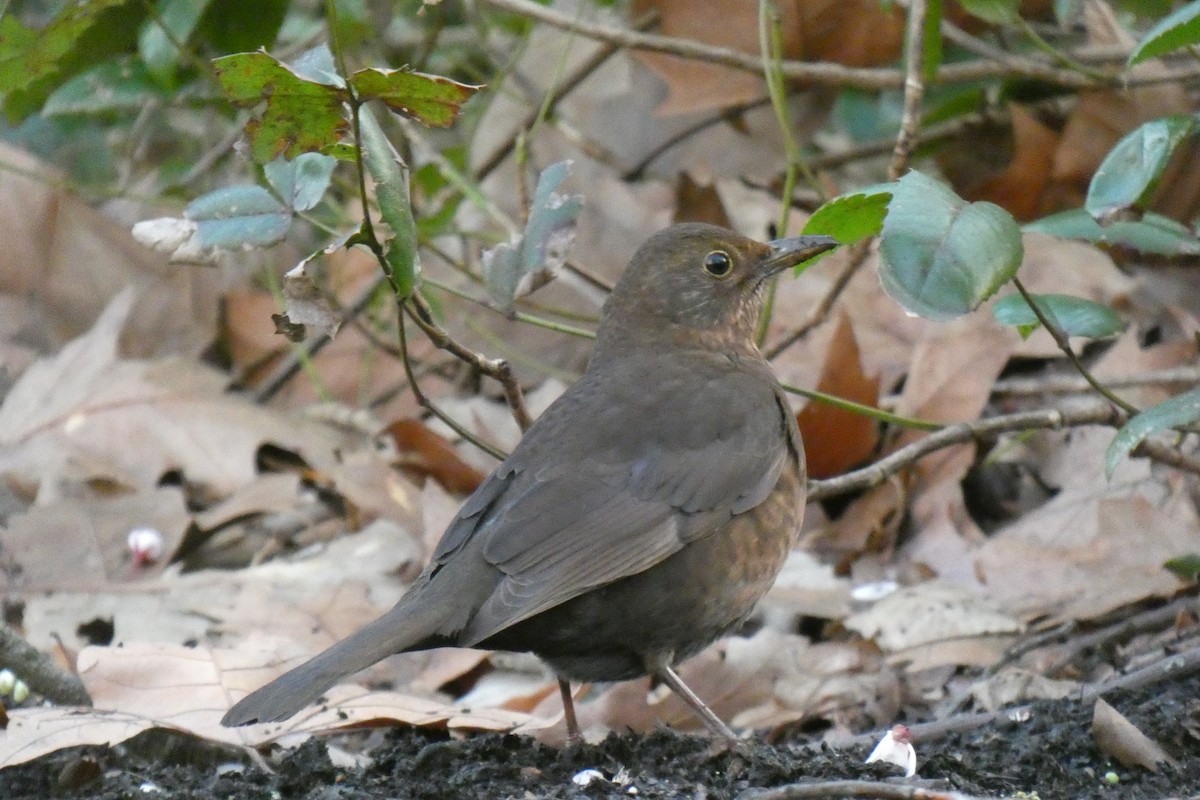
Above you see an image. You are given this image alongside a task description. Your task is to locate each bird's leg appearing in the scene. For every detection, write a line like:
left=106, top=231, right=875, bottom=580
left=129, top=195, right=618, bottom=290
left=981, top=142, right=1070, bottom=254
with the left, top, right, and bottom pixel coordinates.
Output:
left=558, top=677, right=582, bottom=746
left=655, top=664, right=739, bottom=743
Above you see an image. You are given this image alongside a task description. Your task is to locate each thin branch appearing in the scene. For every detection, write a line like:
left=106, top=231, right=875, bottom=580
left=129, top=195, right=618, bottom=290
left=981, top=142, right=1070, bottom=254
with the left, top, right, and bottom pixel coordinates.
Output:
left=397, top=304, right=508, bottom=461
left=474, top=12, right=658, bottom=181
left=807, top=404, right=1122, bottom=502
left=1010, top=278, right=1138, bottom=415
left=889, top=0, right=928, bottom=179
left=0, top=623, right=91, bottom=707
left=477, top=0, right=1200, bottom=90
left=993, top=365, right=1200, bottom=397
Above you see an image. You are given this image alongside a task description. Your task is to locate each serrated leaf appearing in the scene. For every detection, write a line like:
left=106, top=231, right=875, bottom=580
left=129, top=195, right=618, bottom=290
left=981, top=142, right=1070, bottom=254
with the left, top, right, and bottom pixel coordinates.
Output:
left=1085, top=115, right=1199, bottom=222
left=139, top=0, right=212, bottom=85
left=879, top=170, right=1023, bottom=321
left=43, top=58, right=159, bottom=116
left=993, top=293, right=1125, bottom=339
left=1106, top=388, right=1200, bottom=477
left=350, top=67, right=480, bottom=128
left=264, top=153, right=337, bottom=212
left=359, top=105, right=419, bottom=298
left=212, top=47, right=349, bottom=162
left=803, top=187, right=892, bottom=248
left=187, top=185, right=291, bottom=249
left=1129, top=1, right=1200, bottom=65
left=483, top=161, right=583, bottom=311
left=1025, top=209, right=1200, bottom=256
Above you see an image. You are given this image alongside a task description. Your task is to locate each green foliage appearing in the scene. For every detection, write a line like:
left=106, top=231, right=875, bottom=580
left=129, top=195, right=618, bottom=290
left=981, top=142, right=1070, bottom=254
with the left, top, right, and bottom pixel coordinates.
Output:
left=1129, top=1, right=1200, bottom=65
left=803, top=187, right=892, bottom=249
left=1024, top=210, right=1200, bottom=256
left=188, top=185, right=292, bottom=250
left=359, top=105, right=420, bottom=299
left=958, top=0, right=1021, bottom=24
left=993, top=293, right=1125, bottom=340
left=1107, top=389, right=1200, bottom=477
left=877, top=171, right=1022, bottom=322
left=1085, top=114, right=1199, bottom=221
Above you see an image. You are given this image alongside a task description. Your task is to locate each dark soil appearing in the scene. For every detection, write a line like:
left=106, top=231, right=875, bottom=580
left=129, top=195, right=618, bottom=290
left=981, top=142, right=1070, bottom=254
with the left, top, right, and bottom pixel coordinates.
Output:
left=3, top=669, right=1198, bottom=799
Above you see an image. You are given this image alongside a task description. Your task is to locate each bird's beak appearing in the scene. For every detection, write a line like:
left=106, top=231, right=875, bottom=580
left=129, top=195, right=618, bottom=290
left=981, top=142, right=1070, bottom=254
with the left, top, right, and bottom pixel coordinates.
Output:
left=760, top=234, right=839, bottom=278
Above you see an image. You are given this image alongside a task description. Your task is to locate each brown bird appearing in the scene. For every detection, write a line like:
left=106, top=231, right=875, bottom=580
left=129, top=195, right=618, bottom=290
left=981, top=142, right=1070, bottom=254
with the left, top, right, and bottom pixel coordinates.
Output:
left=221, top=223, right=838, bottom=741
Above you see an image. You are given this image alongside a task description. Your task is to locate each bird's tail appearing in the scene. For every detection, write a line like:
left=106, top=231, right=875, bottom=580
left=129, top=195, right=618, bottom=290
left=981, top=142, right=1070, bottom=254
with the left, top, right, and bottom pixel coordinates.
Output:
left=220, top=587, right=449, bottom=726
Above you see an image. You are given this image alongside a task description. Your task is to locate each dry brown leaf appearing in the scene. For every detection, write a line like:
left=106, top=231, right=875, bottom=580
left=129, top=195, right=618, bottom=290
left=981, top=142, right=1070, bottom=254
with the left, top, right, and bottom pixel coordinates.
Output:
left=387, top=419, right=487, bottom=494
left=969, top=667, right=1078, bottom=712
left=955, top=104, right=1060, bottom=221
left=1044, top=0, right=1197, bottom=217
left=0, top=143, right=219, bottom=359
left=674, top=172, right=731, bottom=227
left=0, top=291, right=368, bottom=502
left=0, top=708, right=158, bottom=769
left=2, top=487, right=191, bottom=589
left=1092, top=697, right=1175, bottom=771
left=974, top=429, right=1195, bottom=622
left=191, top=473, right=305, bottom=531
left=844, top=581, right=1023, bottom=654
left=630, top=0, right=794, bottom=114
left=796, top=311, right=880, bottom=479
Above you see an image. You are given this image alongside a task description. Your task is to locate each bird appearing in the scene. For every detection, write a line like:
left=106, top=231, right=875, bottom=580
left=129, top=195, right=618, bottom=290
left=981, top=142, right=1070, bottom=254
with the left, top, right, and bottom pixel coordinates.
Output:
left=221, top=222, right=838, bottom=742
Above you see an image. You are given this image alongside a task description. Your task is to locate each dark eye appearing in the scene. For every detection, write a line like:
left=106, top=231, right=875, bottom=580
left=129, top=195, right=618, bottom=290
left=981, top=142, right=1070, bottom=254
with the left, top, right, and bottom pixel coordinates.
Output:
left=703, top=250, right=733, bottom=278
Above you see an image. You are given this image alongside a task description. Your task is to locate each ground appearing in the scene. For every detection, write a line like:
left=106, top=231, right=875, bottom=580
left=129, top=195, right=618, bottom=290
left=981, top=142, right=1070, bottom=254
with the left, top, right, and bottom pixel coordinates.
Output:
left=2, top=665, right=1196, bottom=799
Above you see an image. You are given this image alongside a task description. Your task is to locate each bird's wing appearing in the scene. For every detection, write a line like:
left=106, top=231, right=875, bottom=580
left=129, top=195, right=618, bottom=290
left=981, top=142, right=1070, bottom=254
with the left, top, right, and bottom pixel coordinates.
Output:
left=430, top=354, right=799, bottom=646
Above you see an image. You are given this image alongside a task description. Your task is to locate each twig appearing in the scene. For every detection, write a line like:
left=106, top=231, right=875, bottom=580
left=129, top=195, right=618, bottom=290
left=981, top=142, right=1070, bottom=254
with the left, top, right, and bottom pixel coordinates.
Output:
left=0, top=623, right=92, bottom=707
left=396, top=305, right=508, bottom=461
left=889, top=0, right=928, bottom=179
left=821, top=644, right=1200, bottom=752
left=406, top=293, right=534, bottom=432
left=623, top=98, right=771, bottom=181
left=1010, top=278, right=1138, bottom=415
left=474, top=12, right=658, bottom=181
left=807, top=403, right=1124, bottom=502
left=250, top=274, right=388, bottom=403
left=993, top=365, right=1200, bottom=397
left=764, top=240, right=870, bottom=361
left=478, top=0, right=1200, bottom=90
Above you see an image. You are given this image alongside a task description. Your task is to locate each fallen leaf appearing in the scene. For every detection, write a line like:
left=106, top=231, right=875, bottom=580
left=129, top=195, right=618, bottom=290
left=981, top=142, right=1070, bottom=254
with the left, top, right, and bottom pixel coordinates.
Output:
left=387, top=419, right=486, bottom=494
left=1092, top=697, right=1175, bottom=771
left=795, top=311, right=880, bottom=478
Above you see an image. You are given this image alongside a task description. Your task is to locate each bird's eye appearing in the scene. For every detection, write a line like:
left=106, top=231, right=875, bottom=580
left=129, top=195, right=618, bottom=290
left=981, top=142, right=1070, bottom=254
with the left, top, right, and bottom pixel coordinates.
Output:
left=703, top=250, right=733, bottom=278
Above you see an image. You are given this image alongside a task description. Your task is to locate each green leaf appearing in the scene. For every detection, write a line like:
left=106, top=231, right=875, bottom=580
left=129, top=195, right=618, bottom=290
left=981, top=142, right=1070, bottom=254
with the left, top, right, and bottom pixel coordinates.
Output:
left=483, top=161, right=583, bottom=310
left=350, top=67, right=480, bottom=128
left=198, top=0, right=286, bottom=54
left=358, top=105, right=419, bottom=298
left=958, top=0, right=1020, bottom=23
left=1129, top=0, right=1200, bottom=65
left=1024, top=209, right=1200, bottom=256
left=993, top=293, right=1125, bottom=339
left=187, top=185, right=291, bottom=249
left=879, top=171, right=1023, bottom=321
left=264, top=153, right=338, bottom=212
left=1085, top=115, right=1199, bottom=221
left=804, top=187, right=893, bottom=248
left=139, top=0, right=212, bottom=85
left=42, top=58, right=159, bottom=116
left=1164, top=553, right=1200, bottom=583
left=0, top=0, right=143, bottom=121
left=212, top=47, right=350, bottom=162
left=1106, top=388, right=1200, bottom=477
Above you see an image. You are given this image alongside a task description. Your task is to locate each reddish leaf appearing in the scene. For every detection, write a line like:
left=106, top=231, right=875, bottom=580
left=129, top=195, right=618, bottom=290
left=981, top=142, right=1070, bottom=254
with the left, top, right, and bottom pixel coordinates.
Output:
left=387, top=419, right=486, bottom=494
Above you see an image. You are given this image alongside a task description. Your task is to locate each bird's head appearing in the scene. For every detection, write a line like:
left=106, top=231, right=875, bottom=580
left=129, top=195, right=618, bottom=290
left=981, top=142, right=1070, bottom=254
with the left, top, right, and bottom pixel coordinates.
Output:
left=598, top=223, right=838, bottom=353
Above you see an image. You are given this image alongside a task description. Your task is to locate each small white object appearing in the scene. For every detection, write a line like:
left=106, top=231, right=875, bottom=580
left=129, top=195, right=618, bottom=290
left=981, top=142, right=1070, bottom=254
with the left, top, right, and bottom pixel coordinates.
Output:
left=571, top=769, right=607, bottom=787
left=12, top=678, right=29, bottom=703
left=865, top=724, right=917, bottom=777
left=851, top=580, right=899, bottom=603
left=127, top=527, right=165, bottom=566
left=0, top=668, right=14, bottom=695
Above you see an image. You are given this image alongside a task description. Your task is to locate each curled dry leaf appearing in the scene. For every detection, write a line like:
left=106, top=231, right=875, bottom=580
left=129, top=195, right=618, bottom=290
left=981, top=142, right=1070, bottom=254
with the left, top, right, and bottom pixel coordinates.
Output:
left=1092, top=697, right=1176, bottom=772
